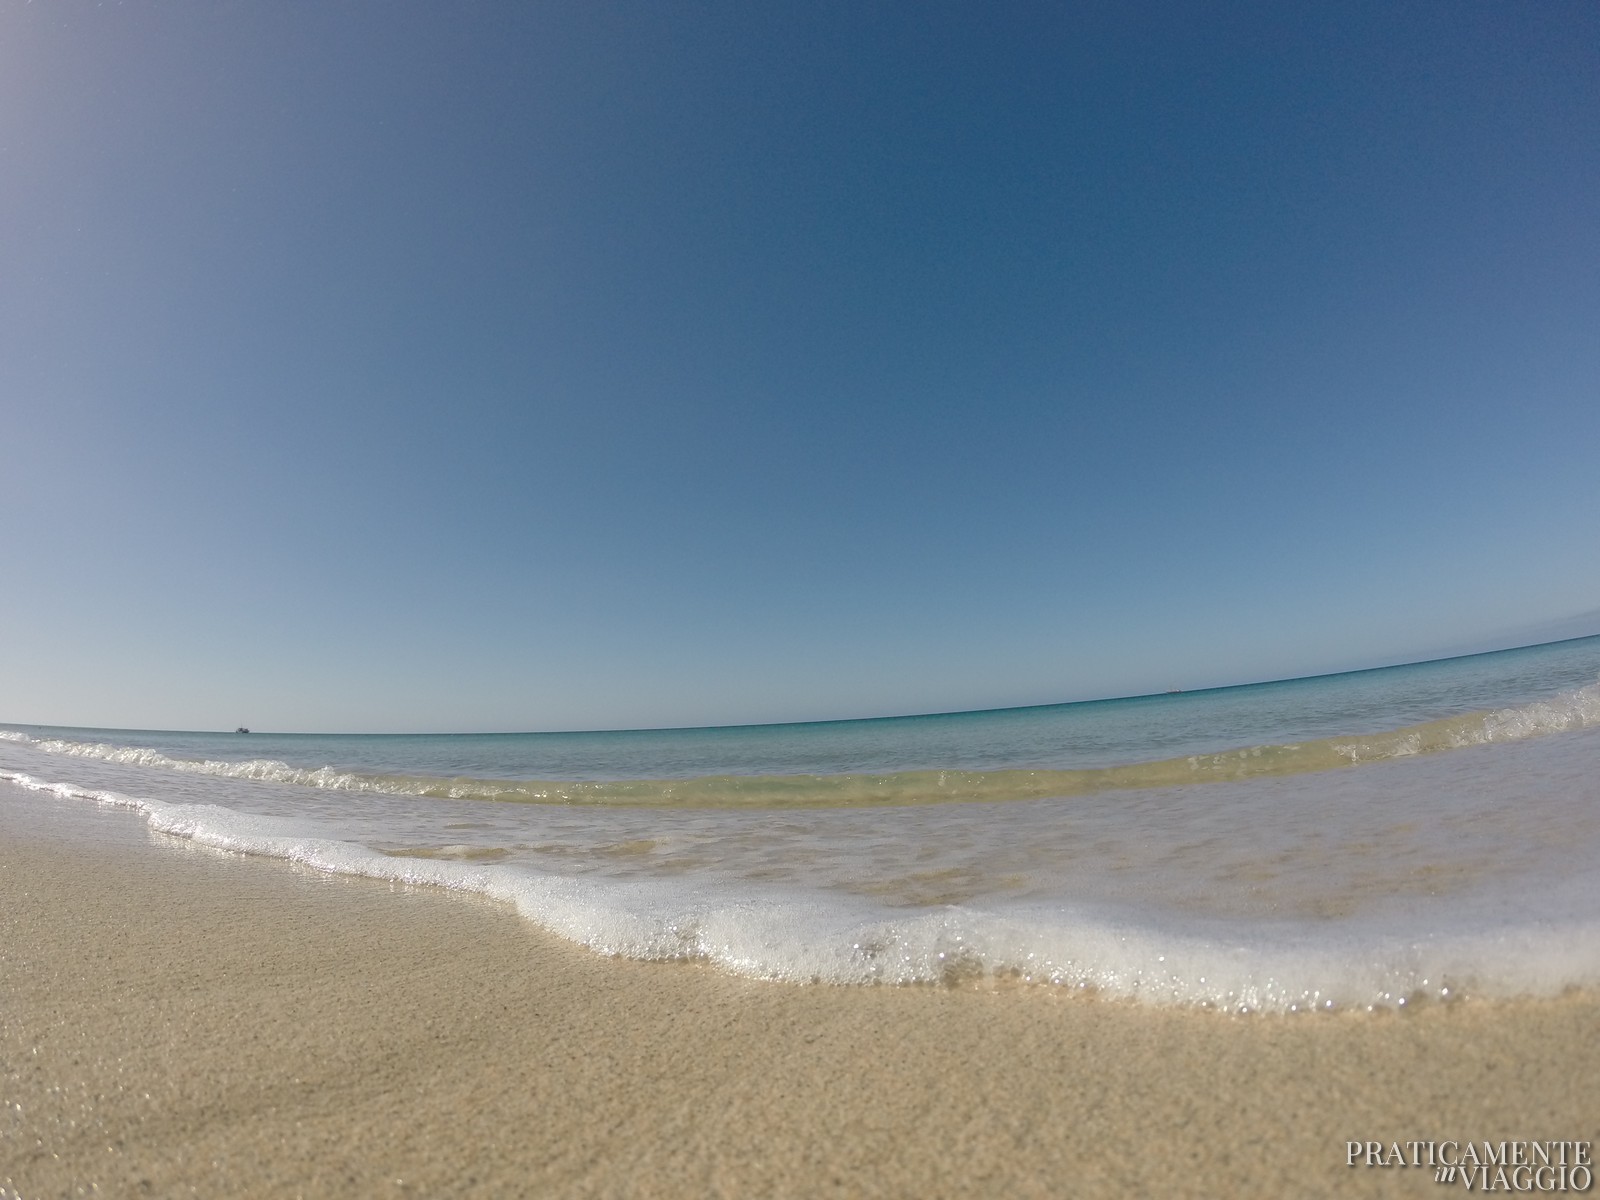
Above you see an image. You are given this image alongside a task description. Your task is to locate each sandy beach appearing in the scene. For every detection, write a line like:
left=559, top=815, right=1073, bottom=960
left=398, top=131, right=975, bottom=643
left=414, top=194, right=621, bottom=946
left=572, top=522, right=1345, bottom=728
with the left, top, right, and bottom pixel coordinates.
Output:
left=3, top=783, right=1596, bottom=1199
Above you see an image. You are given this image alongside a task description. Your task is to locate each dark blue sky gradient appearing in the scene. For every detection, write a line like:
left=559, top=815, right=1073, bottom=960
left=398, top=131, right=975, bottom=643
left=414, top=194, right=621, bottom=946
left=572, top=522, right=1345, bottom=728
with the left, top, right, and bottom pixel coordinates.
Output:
left=3, top=2, right=1597, bottom=730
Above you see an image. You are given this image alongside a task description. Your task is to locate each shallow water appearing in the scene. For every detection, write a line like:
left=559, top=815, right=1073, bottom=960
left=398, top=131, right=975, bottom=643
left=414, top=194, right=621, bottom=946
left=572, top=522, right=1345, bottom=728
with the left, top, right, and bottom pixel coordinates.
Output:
left=5, top=635, right=1600, bottom=1012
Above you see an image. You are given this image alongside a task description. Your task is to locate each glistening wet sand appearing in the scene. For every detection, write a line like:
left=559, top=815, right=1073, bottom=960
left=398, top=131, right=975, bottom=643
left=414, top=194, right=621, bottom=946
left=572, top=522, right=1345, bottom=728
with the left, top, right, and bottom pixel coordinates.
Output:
left=3, top=784, right=1597, bottom=1199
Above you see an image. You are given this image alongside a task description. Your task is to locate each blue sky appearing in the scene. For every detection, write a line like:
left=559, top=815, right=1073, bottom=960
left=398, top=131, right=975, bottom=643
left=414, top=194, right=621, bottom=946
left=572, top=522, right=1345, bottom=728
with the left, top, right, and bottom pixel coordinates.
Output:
left=2, top=1, right=1597, bottom=732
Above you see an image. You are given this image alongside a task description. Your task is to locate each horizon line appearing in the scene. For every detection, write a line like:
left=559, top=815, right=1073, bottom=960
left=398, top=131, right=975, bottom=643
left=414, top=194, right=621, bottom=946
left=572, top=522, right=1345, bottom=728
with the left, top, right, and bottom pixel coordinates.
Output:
left=5, top=629, right=1597, bottom=741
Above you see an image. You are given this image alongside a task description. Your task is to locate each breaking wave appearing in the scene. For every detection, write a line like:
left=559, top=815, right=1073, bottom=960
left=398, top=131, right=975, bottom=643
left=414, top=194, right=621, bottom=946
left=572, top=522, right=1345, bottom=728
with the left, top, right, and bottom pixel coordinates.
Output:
left=4, top=680, right=1598, bottom=809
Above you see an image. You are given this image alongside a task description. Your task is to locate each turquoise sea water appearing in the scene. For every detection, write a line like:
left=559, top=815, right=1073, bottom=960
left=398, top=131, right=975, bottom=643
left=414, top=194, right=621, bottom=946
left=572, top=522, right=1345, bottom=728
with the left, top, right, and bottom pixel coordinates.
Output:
left=5, top=635, right=1600, bottom=1011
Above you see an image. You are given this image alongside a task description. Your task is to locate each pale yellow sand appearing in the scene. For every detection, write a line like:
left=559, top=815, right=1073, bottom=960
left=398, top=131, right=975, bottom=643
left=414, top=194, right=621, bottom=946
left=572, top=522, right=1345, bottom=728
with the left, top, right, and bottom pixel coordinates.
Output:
left=3, top=786, right=1596, bottom=1199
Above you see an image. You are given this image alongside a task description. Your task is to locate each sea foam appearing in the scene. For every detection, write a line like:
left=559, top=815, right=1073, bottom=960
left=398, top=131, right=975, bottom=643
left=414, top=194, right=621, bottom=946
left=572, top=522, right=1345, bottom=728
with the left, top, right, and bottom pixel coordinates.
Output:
left=6, top=763, right=1600, bottom=1013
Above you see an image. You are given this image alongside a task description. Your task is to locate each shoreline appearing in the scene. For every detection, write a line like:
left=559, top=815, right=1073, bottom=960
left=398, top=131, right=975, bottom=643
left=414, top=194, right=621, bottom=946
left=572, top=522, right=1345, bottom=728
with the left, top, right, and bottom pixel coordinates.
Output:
left=4, top=786, right=1598, bottom=1198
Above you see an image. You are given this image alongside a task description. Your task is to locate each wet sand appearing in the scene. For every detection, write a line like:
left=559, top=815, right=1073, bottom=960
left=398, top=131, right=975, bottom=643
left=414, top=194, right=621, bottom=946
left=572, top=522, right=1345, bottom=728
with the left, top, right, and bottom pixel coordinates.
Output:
left=3, top=784, right=1597, bottom=1199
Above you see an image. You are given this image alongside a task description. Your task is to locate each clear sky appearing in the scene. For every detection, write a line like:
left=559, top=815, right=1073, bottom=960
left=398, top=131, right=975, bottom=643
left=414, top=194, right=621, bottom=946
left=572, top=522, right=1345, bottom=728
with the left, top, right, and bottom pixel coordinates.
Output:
left=2, top=1, right=1597, bottom=733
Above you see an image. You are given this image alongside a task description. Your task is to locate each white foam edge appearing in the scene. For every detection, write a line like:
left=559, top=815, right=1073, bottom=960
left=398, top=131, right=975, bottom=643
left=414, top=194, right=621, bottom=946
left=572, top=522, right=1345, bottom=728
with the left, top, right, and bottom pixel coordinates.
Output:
left=6, top=768, right=1600, bottom=1013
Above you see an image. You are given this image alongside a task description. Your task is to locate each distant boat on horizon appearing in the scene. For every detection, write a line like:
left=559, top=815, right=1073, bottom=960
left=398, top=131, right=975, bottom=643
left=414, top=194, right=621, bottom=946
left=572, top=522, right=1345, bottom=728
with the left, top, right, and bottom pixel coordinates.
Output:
left=235, top=726, right=250, bottom=734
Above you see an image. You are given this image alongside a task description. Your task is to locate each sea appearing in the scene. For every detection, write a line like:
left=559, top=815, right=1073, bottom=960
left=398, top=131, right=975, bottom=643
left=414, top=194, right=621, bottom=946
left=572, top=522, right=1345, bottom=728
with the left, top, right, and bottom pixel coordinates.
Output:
left=5, top=635, right=1600, bottom=1014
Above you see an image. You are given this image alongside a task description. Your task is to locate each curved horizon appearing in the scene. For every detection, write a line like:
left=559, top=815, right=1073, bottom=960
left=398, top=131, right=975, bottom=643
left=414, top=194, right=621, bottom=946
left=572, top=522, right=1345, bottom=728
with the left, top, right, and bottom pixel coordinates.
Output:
left=7, top=630, right=1596, bottom=740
